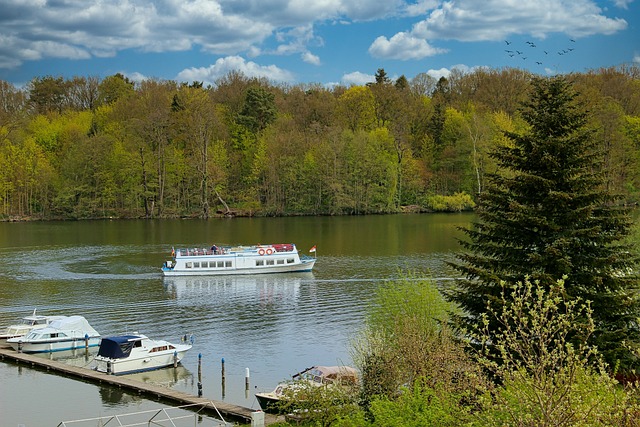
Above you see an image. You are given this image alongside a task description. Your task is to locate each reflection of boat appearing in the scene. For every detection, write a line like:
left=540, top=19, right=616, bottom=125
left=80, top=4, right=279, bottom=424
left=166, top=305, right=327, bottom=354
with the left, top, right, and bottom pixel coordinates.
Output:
left=255, top=365, right=358, bottom=414
left=0, top=309, right=66, bottom=342
left=94, top=334, right=192, bottom=375
left=163, top=273, right=306, bottom=303
left=161, top=243, right=316, bottom=276
left=6, top=315, right=100, bottom=353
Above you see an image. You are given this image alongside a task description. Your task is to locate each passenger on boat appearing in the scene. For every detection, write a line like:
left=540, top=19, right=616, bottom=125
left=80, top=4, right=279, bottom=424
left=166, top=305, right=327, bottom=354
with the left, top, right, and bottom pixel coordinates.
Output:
left=211, top=244, right=218, bottom=254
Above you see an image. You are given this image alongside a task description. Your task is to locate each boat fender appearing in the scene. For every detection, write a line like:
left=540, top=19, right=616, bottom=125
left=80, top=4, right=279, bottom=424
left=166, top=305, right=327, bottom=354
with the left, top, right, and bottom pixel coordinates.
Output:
left=266, top=248, right=273, bottom=255
left=258, top=248, right=265, bottom=255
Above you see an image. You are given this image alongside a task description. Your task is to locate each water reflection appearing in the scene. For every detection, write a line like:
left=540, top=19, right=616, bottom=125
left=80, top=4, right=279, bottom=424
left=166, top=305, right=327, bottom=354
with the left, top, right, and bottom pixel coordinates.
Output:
left=163, top=273, right=311, bottom=307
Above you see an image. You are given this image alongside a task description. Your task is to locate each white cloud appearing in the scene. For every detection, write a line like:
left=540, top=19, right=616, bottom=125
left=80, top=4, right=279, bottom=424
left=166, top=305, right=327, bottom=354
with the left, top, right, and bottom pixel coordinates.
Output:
left=341, top=71, right=374, bottom=86
left=370, top=0, right=629, bottom=61
left=634, top=53, right=640, bottom=64
left=302, top=52, right=321, bottom=65
left=414, top=0, right=628, bottom=41
left=612, top=0, right=632, bottom=9
left=176, top=56, right=295, bottom=86
left=369, top=32, right=446, bottom=60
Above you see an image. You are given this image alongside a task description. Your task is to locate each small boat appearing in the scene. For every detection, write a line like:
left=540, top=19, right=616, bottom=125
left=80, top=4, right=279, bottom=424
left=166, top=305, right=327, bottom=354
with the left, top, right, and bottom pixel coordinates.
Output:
left=255, top=365, right=358, bottom=414
left=94, top=334, right=192, bottom=375
left=6, top=315, right=100, bottom=353
left=161, top=243, right=316, bottom=276
left=0, top=309, right=66, bottom=342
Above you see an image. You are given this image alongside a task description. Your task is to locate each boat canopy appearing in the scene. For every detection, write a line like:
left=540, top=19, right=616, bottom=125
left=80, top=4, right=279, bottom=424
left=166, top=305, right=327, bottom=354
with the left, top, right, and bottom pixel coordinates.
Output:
left=97, top=335, right=141, bottom=359
left=39, top=315, right=99, bottom=337
left=294, top=366, right=358, bottom=384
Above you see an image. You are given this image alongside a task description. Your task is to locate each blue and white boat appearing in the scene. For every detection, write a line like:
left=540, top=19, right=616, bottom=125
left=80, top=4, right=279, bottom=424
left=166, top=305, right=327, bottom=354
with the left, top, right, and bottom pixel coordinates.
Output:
left=6, top=315, right=100, bottom=353
left=162, top=243, right=316, bottom=276
left=94, top=334, right=192, bottom=375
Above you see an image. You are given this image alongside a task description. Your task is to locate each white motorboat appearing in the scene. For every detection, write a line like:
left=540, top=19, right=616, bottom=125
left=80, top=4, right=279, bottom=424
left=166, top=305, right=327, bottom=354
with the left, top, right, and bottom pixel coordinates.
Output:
left=162, top=243, right=316, bottom=276
left=255, top=365, right=358, bottom=414
left=6, top=315, right=100, bottom=353
left=94, top=334, right=192, bottom=375
left=0, top=309, right=66, bottom=342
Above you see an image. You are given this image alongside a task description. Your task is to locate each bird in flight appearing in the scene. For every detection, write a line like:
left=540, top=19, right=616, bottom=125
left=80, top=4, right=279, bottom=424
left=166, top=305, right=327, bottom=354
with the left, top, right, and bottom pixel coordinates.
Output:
left=505, top=40, right=512, bottom=45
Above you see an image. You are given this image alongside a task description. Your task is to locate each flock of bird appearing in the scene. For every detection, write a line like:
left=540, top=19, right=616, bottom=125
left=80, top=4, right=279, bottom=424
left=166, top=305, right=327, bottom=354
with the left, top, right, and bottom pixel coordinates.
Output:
left=504, top=39, right=576, bottom=66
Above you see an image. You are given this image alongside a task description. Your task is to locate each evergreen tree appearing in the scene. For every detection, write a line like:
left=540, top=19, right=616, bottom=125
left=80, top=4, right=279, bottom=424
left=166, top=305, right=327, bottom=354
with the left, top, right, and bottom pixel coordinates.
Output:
left=449, top=76, right=640, bottom=373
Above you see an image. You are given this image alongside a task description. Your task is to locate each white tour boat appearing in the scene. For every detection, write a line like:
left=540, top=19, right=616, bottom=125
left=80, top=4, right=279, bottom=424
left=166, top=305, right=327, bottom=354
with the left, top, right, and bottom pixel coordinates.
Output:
left=161, top=243, right=316, bottom=276
left=255, top=365, right=358, bottom=414
left=94, top=334, right=192, bottom=375
left=0, top=309, right=66, bottom=342
left=6, top=315, right=101, bottom=353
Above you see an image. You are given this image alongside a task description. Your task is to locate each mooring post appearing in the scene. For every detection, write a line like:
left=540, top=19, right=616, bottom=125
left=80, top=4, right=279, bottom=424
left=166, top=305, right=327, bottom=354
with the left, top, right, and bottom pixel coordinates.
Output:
left=245, top=367, right=250, bottom=391
left=84, top=334, right=89, bottom=349
left=197, top=353, right=203, bottom=397
left=221, top=357, right=226, bottom=398
left=173, top=350, right=178, bottom=368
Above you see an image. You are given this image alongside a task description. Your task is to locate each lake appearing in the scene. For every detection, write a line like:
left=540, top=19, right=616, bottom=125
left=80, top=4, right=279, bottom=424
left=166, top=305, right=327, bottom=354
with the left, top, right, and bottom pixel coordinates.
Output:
left=0, top=214, right=472, bottom=426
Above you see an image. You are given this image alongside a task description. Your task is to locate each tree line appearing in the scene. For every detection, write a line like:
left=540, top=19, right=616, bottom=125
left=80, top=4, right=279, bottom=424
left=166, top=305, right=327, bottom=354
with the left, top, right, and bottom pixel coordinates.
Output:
left=0, top=66, right=639, bottom=220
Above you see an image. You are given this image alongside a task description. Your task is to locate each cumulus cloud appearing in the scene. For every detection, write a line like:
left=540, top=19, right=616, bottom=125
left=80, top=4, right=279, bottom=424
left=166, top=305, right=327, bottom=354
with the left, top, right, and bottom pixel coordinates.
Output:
left=370, top=0, right=629, bottom=61
left=414, top=0, right=628, bottom=41
left=341, top=71, right=374, bottom=86
left=302, top=52, right=321, bottom=65
left=634, top=53, right=640, bottom=64
left=176, top=56, right=295, bottom=86
left=369, top=32, right=446, bottom=60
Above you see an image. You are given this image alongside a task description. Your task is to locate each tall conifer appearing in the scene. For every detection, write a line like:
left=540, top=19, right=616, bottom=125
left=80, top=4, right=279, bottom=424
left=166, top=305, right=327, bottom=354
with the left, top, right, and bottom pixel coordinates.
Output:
left=449, top=76, right=640, bottom=372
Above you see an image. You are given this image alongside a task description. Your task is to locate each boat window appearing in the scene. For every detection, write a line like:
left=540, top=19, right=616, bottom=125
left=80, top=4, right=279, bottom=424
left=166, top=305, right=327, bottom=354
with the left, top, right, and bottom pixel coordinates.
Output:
left=169, top=345, right=175, bottom=349
left=217, top=261, right=224, bottom=268
left=186, top=262, right=192, bottom=268
left=256, top=260, right=264, bottom=266
left=287, top=258, right=294, bottom=263
left=194, top=262, right=200, bottom=268
left=133, top=340, right=142, bottom=348
left=277, top=259, right=284, bottom=265
left=225, top=261, right=232, bottom=267
left=266, top=260, right=275, bottom=266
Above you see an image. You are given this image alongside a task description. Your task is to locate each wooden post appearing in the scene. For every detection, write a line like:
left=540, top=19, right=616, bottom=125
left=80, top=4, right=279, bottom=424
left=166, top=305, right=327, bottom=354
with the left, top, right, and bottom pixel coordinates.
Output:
left=197, top=353, right=203, bottom=397
left=173, top=351, right=178, bottom=368
left=221, top=357, right=226, bottom=398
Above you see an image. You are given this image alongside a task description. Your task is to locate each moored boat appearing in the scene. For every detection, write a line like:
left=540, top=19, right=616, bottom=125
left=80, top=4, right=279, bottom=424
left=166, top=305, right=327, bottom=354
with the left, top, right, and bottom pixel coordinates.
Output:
left=0, top=309, right=66, bottom=343
left=6, top=315, right=100, bottom=353
left=161, top=243, right=316, bottom=276
left=94, top=334, right=192, bottom=375
left=255, top=365, right=358, bottom=414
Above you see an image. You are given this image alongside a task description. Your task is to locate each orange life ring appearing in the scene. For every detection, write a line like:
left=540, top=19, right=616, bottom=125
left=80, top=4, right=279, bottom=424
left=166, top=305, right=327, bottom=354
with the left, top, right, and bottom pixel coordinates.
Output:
left=266, top=248, right=273, bottom=255
left=258, top=248, right=265, bottom=255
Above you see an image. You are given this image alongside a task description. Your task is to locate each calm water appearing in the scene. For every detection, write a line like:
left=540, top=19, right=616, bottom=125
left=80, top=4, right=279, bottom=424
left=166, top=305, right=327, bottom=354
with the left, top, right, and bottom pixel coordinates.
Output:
left=0, top=214, right=472, bottom=426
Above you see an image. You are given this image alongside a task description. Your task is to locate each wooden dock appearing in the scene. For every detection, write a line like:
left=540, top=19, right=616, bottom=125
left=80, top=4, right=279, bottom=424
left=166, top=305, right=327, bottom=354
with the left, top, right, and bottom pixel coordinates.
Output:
left=0, top=346, right=281, bottom=425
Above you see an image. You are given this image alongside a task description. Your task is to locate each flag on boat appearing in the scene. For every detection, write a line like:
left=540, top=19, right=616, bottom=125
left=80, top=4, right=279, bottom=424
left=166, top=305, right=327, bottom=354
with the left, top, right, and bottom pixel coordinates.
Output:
left=171, top=247, right=175, bottom=256
left=309, top=245, right=317, bottom=253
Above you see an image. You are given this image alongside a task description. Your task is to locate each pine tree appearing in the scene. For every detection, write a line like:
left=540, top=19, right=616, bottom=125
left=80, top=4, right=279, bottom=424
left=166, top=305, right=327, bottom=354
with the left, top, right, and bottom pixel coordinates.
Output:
left=449, top=76, right=640, bottom=373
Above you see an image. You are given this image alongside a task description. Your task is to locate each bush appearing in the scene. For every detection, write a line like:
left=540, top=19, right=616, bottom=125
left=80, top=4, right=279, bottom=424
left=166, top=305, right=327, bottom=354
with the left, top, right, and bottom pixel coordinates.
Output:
left=424, top=192, right=475, bottom=212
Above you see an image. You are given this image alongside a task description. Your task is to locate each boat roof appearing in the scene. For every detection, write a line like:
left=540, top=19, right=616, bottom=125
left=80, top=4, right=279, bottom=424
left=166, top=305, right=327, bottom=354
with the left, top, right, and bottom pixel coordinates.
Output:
left=44, top=315, right=99, bottom=335
left=103, top=335, right=145, bottom=344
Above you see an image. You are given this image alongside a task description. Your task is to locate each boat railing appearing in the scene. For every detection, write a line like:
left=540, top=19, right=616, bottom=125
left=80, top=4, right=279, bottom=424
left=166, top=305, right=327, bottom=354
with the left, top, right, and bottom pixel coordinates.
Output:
left=177, top=244, right=297, bottom=257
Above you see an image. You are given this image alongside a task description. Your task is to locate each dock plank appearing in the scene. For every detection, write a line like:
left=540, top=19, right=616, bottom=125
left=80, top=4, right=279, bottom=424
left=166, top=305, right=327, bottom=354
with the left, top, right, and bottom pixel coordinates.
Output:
left=0, top=346, right=281, bottom=425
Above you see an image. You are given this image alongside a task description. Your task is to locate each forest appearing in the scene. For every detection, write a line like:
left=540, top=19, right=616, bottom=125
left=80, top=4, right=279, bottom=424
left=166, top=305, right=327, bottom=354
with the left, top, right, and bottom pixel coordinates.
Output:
left=1, top=65, right=639, bottom=220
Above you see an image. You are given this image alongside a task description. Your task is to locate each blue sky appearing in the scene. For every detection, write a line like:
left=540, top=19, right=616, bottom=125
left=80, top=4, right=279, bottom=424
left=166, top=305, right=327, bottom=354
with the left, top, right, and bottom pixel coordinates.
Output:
left=0, top=0, right=638, bottom=88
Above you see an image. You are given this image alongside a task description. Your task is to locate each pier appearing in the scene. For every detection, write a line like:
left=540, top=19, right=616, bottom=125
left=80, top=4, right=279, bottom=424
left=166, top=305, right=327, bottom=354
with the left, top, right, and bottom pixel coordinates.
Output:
left=0, top=346, right=281, bottom=425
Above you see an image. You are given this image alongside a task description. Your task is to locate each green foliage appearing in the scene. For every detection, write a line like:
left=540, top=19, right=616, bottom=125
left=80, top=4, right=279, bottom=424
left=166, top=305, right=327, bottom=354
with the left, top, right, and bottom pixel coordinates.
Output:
left=450, top=75, right=640, bottom=372
left=425, top=192, right=475, bottom=212
left=471, top=277, right=640, bottom=427
left=1, top=67, right=640, bottom=218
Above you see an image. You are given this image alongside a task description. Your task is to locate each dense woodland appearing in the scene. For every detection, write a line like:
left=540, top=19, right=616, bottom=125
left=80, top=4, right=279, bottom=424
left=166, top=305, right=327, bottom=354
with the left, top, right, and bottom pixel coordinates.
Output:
left=1, top=65, right=639, bottom=220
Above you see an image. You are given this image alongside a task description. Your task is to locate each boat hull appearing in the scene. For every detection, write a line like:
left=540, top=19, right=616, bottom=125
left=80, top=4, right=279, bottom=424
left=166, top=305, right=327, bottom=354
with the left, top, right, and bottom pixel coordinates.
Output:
left=94, top=348, right=190, bottom=375
left=162, top=244, right=316, bottom=277
left=7, top=337, right=101, bottom=353
left=255, top=393, right=284, bottom=414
